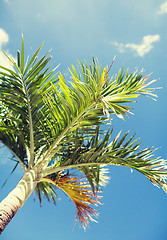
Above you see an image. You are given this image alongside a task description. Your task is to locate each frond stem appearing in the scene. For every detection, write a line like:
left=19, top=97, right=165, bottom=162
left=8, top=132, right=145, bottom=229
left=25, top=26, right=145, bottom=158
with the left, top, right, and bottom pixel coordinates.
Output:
left=21, top=76, right=35, bottom=168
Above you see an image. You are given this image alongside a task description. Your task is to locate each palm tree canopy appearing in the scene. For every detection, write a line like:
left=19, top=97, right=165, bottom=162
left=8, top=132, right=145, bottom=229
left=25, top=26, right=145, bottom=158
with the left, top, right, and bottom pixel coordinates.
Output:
left=0, top=36, right=166, bottom=228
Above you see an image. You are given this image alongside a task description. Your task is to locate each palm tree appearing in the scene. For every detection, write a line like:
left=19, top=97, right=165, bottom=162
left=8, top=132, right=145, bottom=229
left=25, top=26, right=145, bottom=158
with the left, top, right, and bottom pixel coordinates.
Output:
left=0, top=36, right=166, bottom=234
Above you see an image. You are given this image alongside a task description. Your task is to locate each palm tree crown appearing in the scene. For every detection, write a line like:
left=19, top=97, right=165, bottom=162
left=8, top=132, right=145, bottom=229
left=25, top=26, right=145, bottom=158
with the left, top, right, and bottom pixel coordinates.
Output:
left=0, top=36, right=166, bottom=230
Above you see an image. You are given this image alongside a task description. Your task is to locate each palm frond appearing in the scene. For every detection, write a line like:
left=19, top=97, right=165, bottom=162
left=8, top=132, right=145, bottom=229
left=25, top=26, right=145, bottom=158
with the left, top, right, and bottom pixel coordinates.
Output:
left=41, top=129, right=167, bottom=193
left=0, top=119, right=27, bottom=170
left=0, top=36, right=59, bottom=168
left=34, top=181, right=60, bottom=206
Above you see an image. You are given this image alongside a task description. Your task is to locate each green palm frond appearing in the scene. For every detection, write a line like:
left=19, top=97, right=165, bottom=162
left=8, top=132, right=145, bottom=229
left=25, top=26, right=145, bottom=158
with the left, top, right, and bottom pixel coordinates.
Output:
left=0, top=36, right=59, bottom=169
left=41, top=127, right=167, bottom=193
left=0, top=119, right=27, bottom=170
left=35, top=181, right=60, bottom=206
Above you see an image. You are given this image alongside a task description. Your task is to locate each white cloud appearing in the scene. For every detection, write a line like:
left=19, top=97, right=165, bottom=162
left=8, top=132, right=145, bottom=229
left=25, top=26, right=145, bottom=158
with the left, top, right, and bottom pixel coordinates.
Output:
left=0, top=28, right=14, bottom=70
left=0, top=28, right=9, bottom=48
left=112, top=35, right=160, bottom=57
left=158, top=2, right=167, bottom=15
left=4, top=0, right=11, bottom=4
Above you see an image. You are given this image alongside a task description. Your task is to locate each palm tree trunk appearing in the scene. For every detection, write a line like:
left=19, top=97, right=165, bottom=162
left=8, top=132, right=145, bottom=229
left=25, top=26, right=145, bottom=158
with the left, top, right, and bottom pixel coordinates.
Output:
left=0, top=191, right=20, bottom=234
left=0, top=169, right=38, bottom=234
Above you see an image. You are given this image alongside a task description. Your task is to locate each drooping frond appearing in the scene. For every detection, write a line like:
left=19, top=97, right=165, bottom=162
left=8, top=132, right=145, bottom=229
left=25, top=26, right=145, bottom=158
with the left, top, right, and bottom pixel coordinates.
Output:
left=106, top=131, right=167, bottom=193
left=42, top=128, right=167, bottom=193
left=34, top=181, right=59, bottom=206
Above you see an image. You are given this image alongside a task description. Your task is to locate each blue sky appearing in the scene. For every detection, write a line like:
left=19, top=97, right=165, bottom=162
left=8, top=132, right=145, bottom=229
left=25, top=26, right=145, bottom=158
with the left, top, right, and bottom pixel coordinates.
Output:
left=0, top=0, right=167, bottom=239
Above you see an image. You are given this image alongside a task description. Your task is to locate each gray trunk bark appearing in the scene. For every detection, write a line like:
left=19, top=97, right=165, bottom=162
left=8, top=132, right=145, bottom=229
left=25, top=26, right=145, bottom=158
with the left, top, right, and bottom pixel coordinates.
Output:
left=0, top=193, right=20, bottom=234
left=0, top=169, right=38, bottom=234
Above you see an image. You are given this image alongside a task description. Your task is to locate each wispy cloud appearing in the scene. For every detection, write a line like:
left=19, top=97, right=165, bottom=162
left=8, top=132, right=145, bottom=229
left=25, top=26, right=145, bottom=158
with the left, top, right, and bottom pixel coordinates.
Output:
left=158, top=2, right=167, bottom=15
left=0, top=28, right=14, bottom=70
left=112, top=35, right=160, bottom=57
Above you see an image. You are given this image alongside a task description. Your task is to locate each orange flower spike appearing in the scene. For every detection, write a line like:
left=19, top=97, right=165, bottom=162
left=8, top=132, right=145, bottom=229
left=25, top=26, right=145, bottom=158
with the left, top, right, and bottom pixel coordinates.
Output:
left=55, top=174, right=101, bottom=229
